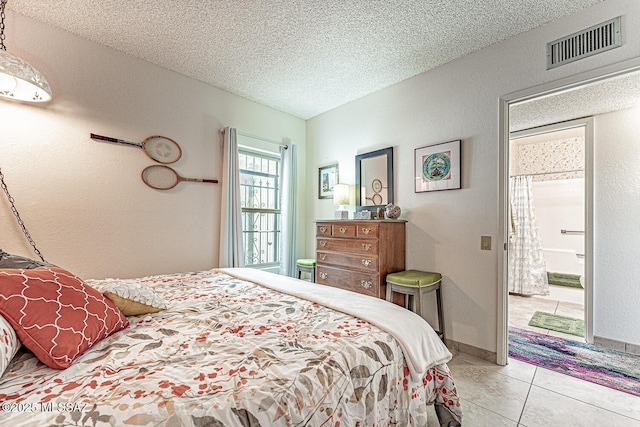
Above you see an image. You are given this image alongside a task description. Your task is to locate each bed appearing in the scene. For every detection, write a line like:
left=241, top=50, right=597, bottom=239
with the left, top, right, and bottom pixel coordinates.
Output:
left=0, top=265, right=462, bottom=426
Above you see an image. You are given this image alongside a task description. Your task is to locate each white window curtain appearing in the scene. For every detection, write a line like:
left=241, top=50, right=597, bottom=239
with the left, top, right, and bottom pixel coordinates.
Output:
left=218, top=127, right=244, bottom=268
left=508, top=175, right=549, bottom=295
left=279, top=143, right=298, bottom=276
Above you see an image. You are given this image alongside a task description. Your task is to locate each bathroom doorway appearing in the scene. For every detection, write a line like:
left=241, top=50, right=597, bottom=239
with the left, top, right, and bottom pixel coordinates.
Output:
left=498, top=60, right=640, bottom=365
left=507, top=122, right=588, bottom=343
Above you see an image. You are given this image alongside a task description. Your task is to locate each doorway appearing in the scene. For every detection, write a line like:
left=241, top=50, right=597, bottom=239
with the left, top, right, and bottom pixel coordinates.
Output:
left=497, top=58, right=640, bottom=365
left=507, top=122, right=589, bottom=344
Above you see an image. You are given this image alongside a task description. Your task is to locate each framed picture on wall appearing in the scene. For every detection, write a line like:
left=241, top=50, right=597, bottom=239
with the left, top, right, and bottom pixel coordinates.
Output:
left=415, top=140, right=461, bottom=192
left=319, top=163, right=339, bottom=199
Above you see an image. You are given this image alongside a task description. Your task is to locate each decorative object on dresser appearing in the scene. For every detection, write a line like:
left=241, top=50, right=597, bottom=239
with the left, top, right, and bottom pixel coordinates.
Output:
left=315, top=220, right=405, bottom=300
left=385, top=203, right=401, bottom=219
left=332, top=183, right=350, bottom=219
left=353, top=210, right=371, bottom=220
left=415, top=140, right=461, bottom=192
left=318, top=163, right=338, bottom=199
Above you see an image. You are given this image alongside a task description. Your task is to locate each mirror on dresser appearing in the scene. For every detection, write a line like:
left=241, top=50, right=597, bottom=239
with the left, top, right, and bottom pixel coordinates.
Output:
left=355, top=147, right=394, bottom=214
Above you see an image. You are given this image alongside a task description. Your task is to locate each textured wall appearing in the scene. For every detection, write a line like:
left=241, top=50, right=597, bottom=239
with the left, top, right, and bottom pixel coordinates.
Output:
left=594, top=107, right=640, bottom=344
left=0, top=12, right=306, bottom=279
left=534, top=179, right=585, bottom=275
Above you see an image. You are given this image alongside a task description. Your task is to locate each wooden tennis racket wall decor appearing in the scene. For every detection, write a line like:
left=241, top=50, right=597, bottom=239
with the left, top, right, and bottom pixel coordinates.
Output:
left=90, top=133, right=218, bottom=190
left=142, top=165, right=218, bottom=190
left=90, top=133, right=182, bottom=164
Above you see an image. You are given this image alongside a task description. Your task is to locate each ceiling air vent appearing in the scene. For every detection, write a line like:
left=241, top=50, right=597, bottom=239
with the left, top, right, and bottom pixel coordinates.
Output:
left=547, top=16, right=621, bottom=70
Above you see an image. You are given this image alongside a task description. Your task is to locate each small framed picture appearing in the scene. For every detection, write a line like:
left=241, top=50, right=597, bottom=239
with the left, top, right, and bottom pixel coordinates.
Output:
left=415, top=140, right=461, bottom=192
left=319, top=163, right=339, bottom=199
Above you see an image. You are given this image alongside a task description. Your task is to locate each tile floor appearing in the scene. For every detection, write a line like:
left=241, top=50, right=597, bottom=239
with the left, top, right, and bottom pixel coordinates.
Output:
left=509, top=284, right=586, bottom=341
left=429, top=351, right=640, bottom=426
left=423, top=285, right=640, bottom=426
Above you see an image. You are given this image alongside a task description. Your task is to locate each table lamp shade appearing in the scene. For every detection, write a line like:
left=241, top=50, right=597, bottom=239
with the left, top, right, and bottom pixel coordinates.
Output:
left=333, top=184, right=350, bottom=206
left=333, top=184, right=350, bottom=219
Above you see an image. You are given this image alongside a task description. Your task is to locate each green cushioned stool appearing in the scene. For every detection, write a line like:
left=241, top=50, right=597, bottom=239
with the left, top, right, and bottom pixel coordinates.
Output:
left=386, top=270, right=444, bottom=339
left=296, top=259, right=316, bottom=282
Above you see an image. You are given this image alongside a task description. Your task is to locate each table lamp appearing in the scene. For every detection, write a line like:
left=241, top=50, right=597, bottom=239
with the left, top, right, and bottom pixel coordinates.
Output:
left=333, top=184, right=350, bottom=219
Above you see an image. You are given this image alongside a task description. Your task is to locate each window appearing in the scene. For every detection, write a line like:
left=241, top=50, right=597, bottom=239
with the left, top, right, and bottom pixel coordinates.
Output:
left=238, top=147, right=281, bottom=268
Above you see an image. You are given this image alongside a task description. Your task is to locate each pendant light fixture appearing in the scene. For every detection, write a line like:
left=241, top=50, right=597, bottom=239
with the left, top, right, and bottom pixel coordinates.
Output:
left=0, top=0, right=51, bottom=103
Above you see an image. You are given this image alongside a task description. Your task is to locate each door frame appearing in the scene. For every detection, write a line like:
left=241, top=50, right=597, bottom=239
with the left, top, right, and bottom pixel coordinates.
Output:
left=497, top=57, right=640, bottom=365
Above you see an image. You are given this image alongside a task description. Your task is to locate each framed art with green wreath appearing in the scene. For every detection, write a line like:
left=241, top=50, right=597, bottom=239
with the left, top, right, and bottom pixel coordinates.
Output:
left=415, top=140, right=461, bottom=192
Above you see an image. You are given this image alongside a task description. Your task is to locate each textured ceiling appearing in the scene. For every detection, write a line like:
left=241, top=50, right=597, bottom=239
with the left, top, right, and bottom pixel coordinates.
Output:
left=8, top=0, right=605, bottom=119
left=510, top=72, right=640, bottom=131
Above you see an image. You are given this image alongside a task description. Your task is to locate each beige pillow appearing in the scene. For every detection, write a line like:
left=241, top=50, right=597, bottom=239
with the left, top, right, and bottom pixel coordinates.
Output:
left=103, top=281, right=167, bottom=316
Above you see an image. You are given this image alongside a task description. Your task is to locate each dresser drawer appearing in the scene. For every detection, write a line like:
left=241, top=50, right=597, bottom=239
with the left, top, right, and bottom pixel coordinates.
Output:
left=356, top=223, right=379, bottom=238
left=317, top=223, right=358, bottom=238
left=332, top=224, right=357, bottom=237
left=316, top=223, right=332, bottom=236
left=316, top=237, right=378, bottom=254
left=316, top=265, right=379, bottom=298
left=317, top=250, right=379, bottom=272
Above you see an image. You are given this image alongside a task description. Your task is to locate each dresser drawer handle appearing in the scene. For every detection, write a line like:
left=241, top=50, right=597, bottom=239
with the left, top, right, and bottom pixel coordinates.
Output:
left=360, top=280, right=372, bottom=289
left=320, top=272, right=328, bottom=280
left=339, top=227, right=347, bottom=234
left=361, top=259, right=372, bottom=267
left=319, top=240, right=327, bottom=247
left=361, top=227, right=371, bottom=234
left=362, top=243, right=372, bottom=251
left=320, top=254, right=327, bottom=261
left=319, top=226, right=328, bottom=233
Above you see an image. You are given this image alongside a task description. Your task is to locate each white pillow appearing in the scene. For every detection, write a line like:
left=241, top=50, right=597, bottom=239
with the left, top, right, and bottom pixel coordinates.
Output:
left=0, top=314, right=20, bottom=377
left=102, top=281, right=167, bottom=316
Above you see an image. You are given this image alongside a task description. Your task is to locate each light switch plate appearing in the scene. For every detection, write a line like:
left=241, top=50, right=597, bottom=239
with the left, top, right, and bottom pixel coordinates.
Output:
left=481, top=235, right=491, bottom=250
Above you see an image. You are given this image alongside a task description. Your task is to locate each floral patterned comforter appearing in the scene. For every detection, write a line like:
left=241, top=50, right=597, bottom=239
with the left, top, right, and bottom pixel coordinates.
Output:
left=0, top=270, right=462, bottom=426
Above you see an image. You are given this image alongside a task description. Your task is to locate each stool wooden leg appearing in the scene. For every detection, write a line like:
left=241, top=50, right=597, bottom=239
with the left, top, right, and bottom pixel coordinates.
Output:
left=436, top=285, right=444, bottom=339
left=311, top=268, right=315, bottom=283
left=414, top=288, right=423, bottom=318
left=385, top=283, right=393, bottom=302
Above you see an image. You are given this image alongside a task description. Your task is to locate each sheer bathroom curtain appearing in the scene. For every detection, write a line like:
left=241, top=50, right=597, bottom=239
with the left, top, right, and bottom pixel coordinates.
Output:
left=508, top=175, right=549, bottom=295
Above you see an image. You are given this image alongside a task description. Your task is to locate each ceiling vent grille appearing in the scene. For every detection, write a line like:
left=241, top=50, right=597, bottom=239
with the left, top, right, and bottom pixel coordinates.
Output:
left=547, top=16, right=621, bottom=70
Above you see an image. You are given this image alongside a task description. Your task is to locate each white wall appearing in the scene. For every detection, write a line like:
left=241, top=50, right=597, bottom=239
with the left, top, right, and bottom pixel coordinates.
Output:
left=594, top=106, right=640, bottom=345
left=306, top=0, right=640, bottom=352
left=534, top=179, right=585, bottom=276
left=0, top=12, right=306, bottom=280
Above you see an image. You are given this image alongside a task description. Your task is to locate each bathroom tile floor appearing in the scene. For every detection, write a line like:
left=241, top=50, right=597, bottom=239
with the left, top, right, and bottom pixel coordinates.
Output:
left=509, top=285, right=586, bottom=342
left=428, top=285, right=640, bottom=426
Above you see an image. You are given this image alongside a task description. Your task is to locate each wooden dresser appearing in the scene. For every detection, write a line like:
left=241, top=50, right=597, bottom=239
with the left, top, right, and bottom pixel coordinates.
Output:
left=315, top=220, right=406, bottom=299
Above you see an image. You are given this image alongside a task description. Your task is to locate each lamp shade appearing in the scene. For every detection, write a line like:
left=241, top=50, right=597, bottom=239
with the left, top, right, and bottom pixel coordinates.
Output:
left=333, top=184, right=350, bottom=206
left=0, top=50, right=52, bottom=103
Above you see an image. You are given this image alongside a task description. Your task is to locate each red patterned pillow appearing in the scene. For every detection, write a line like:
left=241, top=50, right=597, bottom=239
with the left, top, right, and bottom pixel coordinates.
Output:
left=0, top=266, right=129, bottom=369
